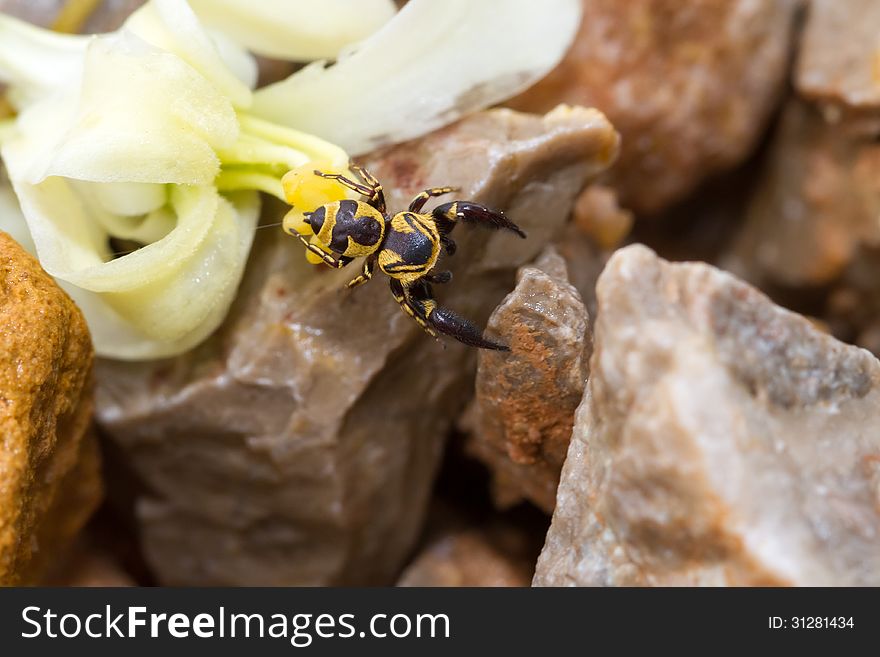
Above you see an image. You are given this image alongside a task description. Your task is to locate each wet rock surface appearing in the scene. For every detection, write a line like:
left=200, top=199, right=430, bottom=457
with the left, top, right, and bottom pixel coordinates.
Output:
left=94, top=107, right=619, bottom=585
left=534, top=246, right=880, bottom=586
left=466, top=248, right=591, bottom=513
left=0, top=231, right=100, bottom=585
left=508, top=0, right=798, bottom=215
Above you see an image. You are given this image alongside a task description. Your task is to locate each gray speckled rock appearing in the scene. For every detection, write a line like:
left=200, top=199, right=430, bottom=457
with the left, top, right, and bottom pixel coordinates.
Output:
left=467, top=248, right=591, bottom=513
left=535, top=245, right=880, bottom=586
left=96, top=107, right=619, bottom=585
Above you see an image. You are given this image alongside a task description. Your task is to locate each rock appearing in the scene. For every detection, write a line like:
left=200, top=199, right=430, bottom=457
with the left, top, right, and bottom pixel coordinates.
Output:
left=44, top=536, right=135, bottom=587
left=725, top=1, right=880, bottom=346
left=796, top=0, right=880, bottom=124
left=552, top=223, right=606, bottom=321
left=508, top=0, right=798, bottom=215
left=398, top=527, right=534, bottom=587
left=728, top=99, right=880, bottom=288
left=534, top=245, right=880, bottom=586
left=572, top=185, right=633, bottom=250
left=466, top=247, right=591, bottom=513
left=0, top=231, right=101, bottom=585
left=95, top=106, right=619, bottom=585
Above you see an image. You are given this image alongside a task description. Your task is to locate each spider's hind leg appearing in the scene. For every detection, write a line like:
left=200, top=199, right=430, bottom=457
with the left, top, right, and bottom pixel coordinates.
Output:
left=389, top=278, right=439, bottom=340
left=392, top=278, right=509, bottom=351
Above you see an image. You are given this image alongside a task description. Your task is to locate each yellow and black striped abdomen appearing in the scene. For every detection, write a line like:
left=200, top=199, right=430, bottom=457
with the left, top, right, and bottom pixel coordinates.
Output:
left=307, top=199, right=385, bottom=258
left=378, top=212, right=440, bottom=284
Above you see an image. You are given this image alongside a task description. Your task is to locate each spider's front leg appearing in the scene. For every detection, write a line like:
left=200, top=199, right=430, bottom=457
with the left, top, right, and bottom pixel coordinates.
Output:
left=432, top=201, right=527, bottom=239
left=315, top=166, right=386, bottom=214
left=346, top=257, right=376, bottom=290
left=286, top=227, right=353, bottom=269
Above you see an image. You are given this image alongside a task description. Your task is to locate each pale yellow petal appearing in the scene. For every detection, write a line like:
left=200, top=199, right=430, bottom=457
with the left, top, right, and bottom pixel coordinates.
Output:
left=0, top=12, right=88, bottom=108
left=188, top=0, right=397, bottom=61
left=252, top=0, right=583, bottom=155
left=102, top=188, right=259, bottom=343
left=16, top=32, right=239, bottom=186
left=125, top=0, right=254, bottom=107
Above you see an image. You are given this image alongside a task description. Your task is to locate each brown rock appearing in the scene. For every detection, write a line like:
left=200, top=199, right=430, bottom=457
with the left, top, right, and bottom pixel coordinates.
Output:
left=467, top=248, right=591, bottom=513
left=95, top=106, right=619, bottom=585
left=0, top=231, right=100, bottom=585
left=534, top=245, right=880, bottom=586
left=553, top=223, right=607, bottom=321
left=796, top=0, right=880, bottom=123
left=728, top=100, right=880, bottom=288
left=44, top=536, right=135, bottom=587
left=728, top=0, right=880, bottom=289
left=397, top=528, right=533, bottom=588
left=572, top=185, right=633, bottom=250
left=508, top=0, right=798, bottom=215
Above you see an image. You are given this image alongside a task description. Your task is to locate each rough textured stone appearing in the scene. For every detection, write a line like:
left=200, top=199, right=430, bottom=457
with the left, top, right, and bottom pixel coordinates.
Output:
left=572, top=185, right=633, bottom=250
left=796, top=0, right=880, bottom=122
left=725, top=1, right=880, bottom=349
left=467, top=248, right=591, bottom=513
left=535, top=245, right=880, bottom=586
left=0, top=231, right=101, bottom=585
left=553, top=223, right=606, bottom=322
left=397, top=527, right=533, bottom=588
left=45, top=536, right=135, bottom=587
left=508, top=0, right=798, bottom=216
left=728, top=100, right=880, bottom=287
left=95, top=107, right=619, bottom=585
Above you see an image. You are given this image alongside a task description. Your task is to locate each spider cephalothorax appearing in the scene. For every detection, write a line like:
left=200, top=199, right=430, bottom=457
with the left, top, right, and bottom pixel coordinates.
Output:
left=284, top=164, right=526, bottom=350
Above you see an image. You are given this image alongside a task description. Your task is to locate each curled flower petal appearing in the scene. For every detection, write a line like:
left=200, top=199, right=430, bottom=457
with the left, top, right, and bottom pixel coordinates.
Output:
left=0, top=12, right=88, bottom=108
left=0, top=184, right=35, bottom=252
left=187, top=0, right=397, bottom=61
left=92, top=181, right=168, bottom=217
left=252, top=0, right=583, bottom=155
left=3, top=176, right=259, bottom=359
left=101, top=187, right=259, bottom=344
left=125, top=0, right=255, bottom=107
left=8, top=31, right=239, bottom=187
left=95, top=206, right=177, bottom=245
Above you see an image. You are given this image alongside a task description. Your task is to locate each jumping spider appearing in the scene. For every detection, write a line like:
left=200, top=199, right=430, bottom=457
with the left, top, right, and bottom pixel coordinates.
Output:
left=284, top=163, right=526, bottom=350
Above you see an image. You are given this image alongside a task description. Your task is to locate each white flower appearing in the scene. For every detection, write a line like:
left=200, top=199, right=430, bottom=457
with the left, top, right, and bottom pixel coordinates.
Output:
left=0, top=0, right=582, bottom=360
